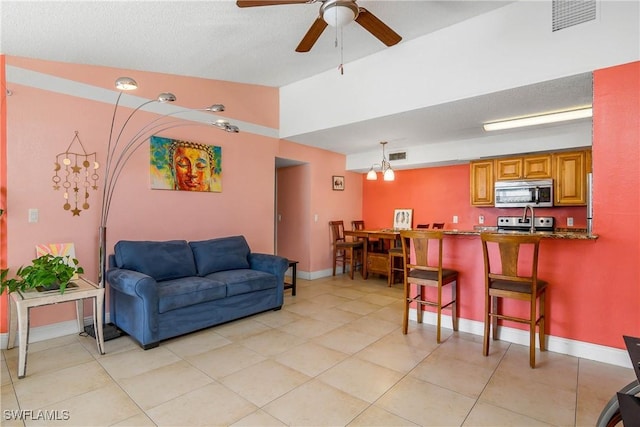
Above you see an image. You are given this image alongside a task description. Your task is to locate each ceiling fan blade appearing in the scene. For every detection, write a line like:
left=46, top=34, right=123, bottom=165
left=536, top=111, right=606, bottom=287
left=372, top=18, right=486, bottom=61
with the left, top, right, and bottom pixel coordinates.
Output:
left=295, top=17, right=328, bottom=52
left=354, top=7, right=402, bottom=47
left=236, top=0, right=311, bottom=8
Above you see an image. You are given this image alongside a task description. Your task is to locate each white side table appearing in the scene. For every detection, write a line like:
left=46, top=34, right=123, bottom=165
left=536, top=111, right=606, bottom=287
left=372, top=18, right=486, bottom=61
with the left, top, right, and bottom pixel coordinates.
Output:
left=7, top=277, right=105, bottom=378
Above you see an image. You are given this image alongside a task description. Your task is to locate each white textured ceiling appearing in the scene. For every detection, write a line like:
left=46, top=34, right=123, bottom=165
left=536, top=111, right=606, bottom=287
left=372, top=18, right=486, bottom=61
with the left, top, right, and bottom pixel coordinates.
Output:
left=1, top=0, right=593, bottom=159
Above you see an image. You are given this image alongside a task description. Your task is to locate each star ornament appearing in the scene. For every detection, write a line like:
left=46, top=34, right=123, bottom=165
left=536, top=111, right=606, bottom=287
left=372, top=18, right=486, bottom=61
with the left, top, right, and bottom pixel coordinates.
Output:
left=71, top=208, right=81, bottom=216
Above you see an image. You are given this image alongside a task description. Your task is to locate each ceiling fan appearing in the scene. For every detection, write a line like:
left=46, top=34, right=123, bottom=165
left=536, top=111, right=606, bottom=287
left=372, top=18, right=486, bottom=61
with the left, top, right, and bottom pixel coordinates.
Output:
left=236, top=0, right=402, bottom=52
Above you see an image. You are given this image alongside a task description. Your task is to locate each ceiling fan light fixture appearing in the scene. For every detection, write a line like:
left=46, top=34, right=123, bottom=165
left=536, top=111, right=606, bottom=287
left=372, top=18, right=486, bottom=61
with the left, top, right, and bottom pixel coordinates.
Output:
left=322, top=1, right=358, bottom=27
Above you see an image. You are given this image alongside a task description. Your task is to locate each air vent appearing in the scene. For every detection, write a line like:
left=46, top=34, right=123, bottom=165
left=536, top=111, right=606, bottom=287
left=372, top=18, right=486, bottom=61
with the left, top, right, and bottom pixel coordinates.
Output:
left=389, top=152, right=406, bottom=161
left=552, top=0, right=596, bottom=32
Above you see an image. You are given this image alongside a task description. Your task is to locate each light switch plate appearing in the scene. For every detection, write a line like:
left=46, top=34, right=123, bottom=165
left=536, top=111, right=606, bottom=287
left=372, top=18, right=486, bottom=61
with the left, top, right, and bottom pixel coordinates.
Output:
left=28, top=208, right=39, bottom=223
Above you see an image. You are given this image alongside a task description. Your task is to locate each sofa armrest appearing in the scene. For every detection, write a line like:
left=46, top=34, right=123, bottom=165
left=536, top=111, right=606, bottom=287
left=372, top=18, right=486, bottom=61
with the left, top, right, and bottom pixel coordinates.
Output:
left=249, top=253, right=289, bottom=285
left=107, top=268, right=158, bottom=300
left=106, top=268, right=160, bottom=346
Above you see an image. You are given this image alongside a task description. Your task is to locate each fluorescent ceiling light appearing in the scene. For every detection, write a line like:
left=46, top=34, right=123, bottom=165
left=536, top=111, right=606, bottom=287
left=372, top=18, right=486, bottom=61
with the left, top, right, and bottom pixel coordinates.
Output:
left=483, top=107, right=593, bottom=131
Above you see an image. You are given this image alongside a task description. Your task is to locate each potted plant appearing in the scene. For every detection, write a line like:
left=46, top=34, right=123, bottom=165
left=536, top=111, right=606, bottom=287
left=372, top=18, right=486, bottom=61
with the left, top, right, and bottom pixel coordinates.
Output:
left=0, top=254, right=84, bottom=294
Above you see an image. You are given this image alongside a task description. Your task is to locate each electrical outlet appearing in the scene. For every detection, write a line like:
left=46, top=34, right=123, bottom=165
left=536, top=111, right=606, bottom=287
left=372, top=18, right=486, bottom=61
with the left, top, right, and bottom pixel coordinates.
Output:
left=314, top=214, right=318, bottom=223
left=453, top=215, right=459, bottom=224
left=479, top=215, right=485, bottom=224
left=567, top=217, right=574, bottom=226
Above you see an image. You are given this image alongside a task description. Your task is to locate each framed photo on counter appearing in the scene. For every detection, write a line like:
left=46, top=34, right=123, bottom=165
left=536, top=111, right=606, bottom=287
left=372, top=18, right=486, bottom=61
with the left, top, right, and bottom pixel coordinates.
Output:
left=393, top=208, right=413, bottom=230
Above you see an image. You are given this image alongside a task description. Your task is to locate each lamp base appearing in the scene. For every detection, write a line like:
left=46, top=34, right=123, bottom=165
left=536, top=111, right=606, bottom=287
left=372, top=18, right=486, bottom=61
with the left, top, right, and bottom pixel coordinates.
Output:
left=84, top=323, right=125, bottom=341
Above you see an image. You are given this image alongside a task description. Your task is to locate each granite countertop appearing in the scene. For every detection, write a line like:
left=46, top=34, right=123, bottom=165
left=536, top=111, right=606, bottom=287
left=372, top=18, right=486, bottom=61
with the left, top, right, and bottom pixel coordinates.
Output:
left=440, top=226, right=599, bottom=240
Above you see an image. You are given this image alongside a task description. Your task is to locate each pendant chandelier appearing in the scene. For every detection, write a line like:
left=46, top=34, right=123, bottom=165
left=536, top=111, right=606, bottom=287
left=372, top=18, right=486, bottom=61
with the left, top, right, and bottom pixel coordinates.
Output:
left=366, top=141, right=395, bottom=181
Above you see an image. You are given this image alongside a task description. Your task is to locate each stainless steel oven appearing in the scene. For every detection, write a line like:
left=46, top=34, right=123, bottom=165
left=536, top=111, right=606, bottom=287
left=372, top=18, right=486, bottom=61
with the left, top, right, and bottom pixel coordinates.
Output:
left=494, top=179, right=553, bottom=208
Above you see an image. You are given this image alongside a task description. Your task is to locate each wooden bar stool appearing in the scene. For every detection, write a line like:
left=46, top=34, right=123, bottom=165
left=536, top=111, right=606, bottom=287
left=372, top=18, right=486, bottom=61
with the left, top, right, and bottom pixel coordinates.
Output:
left=388, top=224, right=429, bottom=286
left=480, top=232, right=547, bottom=368
left=400, top=229, right=458, bottom=343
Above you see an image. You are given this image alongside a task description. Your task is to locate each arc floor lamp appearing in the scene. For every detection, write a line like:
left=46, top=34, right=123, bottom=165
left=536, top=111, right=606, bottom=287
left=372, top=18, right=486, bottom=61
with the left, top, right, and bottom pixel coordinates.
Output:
left=86, top=77, right=240, bottom=340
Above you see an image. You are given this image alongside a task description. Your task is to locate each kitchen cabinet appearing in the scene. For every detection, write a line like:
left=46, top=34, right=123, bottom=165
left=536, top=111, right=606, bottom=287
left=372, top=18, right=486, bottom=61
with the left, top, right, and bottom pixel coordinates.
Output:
left=470, top=150, right=590, bottom=206
left=495, top=154, right=552, bottom=180
left=554, top=150, right=591, bottom=205
left=495, top=158, right=523, bottom=180
left=523, top=154, right=552, bottom=179
left=470, top=160, right=494, bottom=206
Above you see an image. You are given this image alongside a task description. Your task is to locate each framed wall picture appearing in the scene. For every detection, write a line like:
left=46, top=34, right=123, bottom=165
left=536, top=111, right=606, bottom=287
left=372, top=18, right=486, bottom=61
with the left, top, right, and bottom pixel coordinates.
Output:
left=149, top=136, right=222, bottom=192
left=393, top=208, right=413, bottom=230
left=332, top=176, right=345, bottom=191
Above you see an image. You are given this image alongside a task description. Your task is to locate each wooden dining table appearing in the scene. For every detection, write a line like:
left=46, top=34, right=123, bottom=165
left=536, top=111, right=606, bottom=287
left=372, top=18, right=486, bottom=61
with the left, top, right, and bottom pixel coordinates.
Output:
left=344, top=229, right=401, bottom=279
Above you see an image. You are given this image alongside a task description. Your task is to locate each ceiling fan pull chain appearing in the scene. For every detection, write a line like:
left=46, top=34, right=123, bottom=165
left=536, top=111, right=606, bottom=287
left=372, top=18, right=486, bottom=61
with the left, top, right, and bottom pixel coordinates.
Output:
left=339, top=26, right=344, bottom=75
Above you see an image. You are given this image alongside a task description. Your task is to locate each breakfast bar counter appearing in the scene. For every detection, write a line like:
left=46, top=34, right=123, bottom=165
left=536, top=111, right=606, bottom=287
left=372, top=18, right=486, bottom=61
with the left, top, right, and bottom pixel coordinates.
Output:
left=450, top=227, right=599, bottom=240
left=346, top=227, right=598, bottom=281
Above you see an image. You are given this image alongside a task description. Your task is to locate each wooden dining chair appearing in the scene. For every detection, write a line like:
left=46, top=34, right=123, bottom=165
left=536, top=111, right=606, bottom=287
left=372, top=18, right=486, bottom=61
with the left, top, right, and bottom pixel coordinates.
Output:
left=480, top=232, right=547, bottom=368
left=351, top=220, right=365, bottom=230
left=388, top=224, right=429, bottom=286
left=400, top=229, right=459, bottom=343
left=330, top=220, right=364, bottom=280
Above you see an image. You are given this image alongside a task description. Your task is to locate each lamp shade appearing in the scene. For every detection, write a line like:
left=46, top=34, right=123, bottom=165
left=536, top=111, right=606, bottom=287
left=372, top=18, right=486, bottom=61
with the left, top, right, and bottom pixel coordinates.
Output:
left=366, top=168, right=378, bottom=180
left=115, top=77, right=138, bottom=91
left=383, top=168, right=395, bottom=181
left=158, top=93, right=177, bottom=103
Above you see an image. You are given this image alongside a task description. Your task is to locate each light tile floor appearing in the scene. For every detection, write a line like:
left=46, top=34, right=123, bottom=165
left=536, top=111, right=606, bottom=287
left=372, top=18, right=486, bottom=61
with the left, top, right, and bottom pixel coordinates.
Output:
left=1, top=275, right=635, bottom=426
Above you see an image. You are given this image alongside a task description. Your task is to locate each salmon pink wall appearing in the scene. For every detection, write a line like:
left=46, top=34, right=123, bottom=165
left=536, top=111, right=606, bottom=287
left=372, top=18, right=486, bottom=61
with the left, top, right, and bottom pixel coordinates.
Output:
left=277, top=139, right=362, bottom=276
left=1, top=55, right=7, bottom=329
left=277, top=164, right=311, bottom=272
left=361, top=62, right=640, bottom=349
left=1, top=57, right=279, bottom=332
left=1, top=57, right=363, bottom=335
left=8, top=56, right=279, bottom=129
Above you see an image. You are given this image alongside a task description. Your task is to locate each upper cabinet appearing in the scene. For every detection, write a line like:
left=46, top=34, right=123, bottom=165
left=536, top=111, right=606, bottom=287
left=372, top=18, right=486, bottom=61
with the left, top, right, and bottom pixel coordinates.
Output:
left=495, top=158, right=523, bottom=180
left=495, top=154, right=552, bottom=180
left=523, top=155, right=553, bottom=179
left=470, top=160, right=494, bottom=206
left=553, top=150, right=592, bottom=205
left=470, top=150, right=591, bottom=206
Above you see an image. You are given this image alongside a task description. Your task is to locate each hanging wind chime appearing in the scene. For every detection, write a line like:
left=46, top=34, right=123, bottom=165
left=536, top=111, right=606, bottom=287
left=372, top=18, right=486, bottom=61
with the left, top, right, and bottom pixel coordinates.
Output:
left=52, top=131, right=100, bottom=216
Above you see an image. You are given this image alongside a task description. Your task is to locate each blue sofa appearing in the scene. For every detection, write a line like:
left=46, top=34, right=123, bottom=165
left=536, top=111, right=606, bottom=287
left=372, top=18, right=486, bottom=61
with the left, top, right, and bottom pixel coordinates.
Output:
left=106, top=236, right=289, bottom=349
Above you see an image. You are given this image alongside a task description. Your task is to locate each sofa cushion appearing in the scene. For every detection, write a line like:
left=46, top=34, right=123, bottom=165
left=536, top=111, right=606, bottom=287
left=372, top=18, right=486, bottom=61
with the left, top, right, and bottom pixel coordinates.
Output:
left=114, top=240, right=197, bottom=281
left=157, top=276, right=227, bottom=314
left=189, top=236, right=251, bottom=276
left=205, top=269, right=277, bottom=297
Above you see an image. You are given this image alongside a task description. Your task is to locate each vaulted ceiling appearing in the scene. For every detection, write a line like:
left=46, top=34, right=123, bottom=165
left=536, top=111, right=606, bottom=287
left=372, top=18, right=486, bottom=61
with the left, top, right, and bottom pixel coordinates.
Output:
left=1, top=1, right=594, bottom=159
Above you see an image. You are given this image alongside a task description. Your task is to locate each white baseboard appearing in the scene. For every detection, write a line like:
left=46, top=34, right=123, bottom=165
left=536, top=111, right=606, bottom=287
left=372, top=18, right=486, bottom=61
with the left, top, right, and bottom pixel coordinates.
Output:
left=1, top=315, right=110, bottom=350
left=409, top=309, right=633, bottom=368
left=1, top=307, right=630, bottom=369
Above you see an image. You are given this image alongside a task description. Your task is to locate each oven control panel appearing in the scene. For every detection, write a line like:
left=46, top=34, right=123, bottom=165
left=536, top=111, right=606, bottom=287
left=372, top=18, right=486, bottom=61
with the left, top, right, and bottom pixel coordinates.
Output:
left=497, top=216, right=555, bottom=231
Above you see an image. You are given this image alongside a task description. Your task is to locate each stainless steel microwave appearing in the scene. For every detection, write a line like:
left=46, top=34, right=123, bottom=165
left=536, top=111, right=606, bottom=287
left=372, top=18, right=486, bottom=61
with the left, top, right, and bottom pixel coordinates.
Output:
left=494, top=179, right=554, bottom=208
